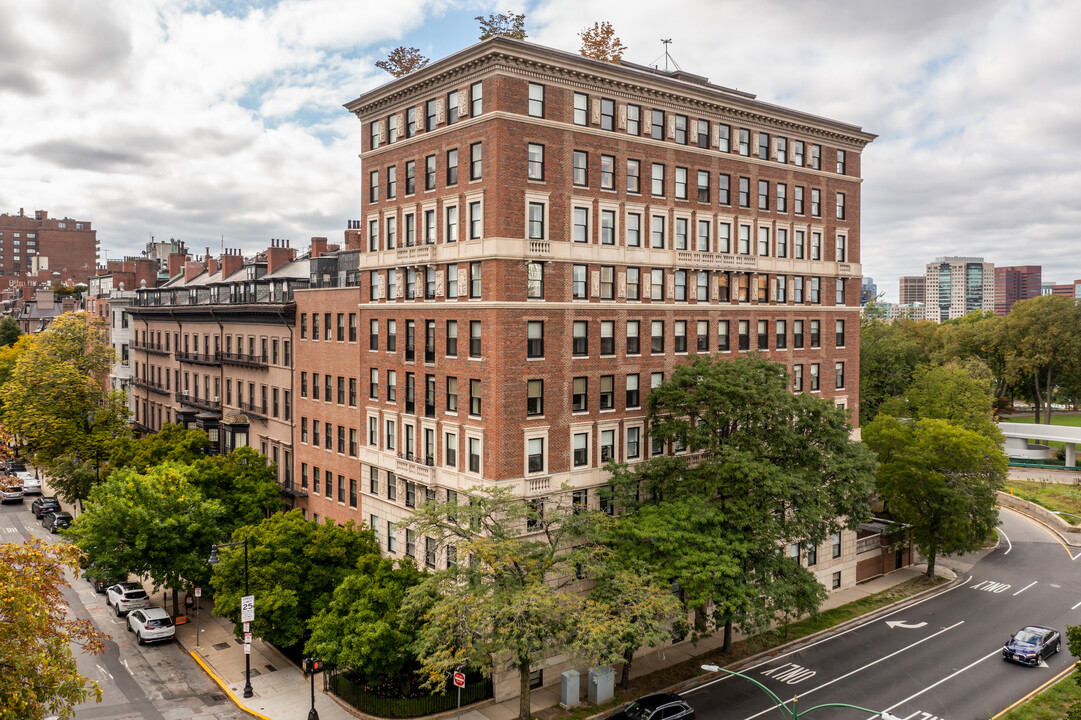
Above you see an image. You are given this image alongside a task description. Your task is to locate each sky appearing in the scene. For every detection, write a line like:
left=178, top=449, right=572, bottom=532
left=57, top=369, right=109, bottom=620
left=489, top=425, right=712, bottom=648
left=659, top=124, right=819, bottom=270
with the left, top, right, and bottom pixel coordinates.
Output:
left=1, top=0, right=1078, bottom=301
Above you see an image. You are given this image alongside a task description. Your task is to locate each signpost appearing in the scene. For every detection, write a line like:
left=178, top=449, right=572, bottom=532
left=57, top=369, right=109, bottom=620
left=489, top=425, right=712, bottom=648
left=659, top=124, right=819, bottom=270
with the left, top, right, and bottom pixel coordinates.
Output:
left=453, top=671, right=465, bottom=720
left=241, top=595, right=255, bottom=623
left=195, top=588, right=201, bottom=647
left=303, top=658, right=324, bottom=720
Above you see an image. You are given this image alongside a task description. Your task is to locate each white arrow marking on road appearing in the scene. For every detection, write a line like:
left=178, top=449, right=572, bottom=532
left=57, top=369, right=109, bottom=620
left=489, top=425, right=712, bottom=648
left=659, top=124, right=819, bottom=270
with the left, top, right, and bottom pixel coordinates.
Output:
left=886, top=620, right=928, bottom=630
left=122, top=659, right=131, bottom=674
left=1039, top=658, right=1049, bottom=668
left=96, top=663, right=114, bottom=681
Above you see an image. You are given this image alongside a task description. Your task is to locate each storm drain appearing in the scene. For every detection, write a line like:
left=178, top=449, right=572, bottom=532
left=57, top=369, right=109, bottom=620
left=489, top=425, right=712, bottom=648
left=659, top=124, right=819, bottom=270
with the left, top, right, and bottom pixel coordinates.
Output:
left=264, top=664, right=277, bottom=673
left=203, top=692, right=227, bottom=706
left=212, top=642, right=231, bottom=651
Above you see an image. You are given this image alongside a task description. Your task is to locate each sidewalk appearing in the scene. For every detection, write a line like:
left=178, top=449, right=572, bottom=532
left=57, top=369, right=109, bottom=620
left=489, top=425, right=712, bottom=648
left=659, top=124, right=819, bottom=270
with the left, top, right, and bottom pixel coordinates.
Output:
left=173, top=563, right=952, bottom=720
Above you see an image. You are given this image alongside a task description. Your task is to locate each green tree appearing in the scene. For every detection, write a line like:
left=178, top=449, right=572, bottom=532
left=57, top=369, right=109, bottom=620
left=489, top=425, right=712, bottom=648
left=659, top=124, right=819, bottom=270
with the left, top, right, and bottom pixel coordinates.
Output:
left=606, top=355, right=876, bottom=650
left=305, top=555, right=426, bottom=694
left=107, top=422, right=209, bottom=473
left=0, top=539, right=107, bottom=720
left=903, top=360, right=1003, bottom=442
left=0, top=316, right=21, bottom=347
left=210, top=510, right=378, bottom=649
left=476, top=11, right=526, bottom=40
left=375, top=46, right=430, bottom=78
left=403, top=484, right=597, bottom=720
left=578, top=21, right=627, bottom=63
left=189, top=447, right=280, bottom=535
left=1000, top=294, right=1081, bottom=424
left=0, top=313, right=128, bottom=478
left=859, top=311, right=932, bottom=424
left=863, top=416, right=1006, bottom=577
left=67, top=462, right=226, bottom=616
left=1065, top=624, right=1081, bottom=720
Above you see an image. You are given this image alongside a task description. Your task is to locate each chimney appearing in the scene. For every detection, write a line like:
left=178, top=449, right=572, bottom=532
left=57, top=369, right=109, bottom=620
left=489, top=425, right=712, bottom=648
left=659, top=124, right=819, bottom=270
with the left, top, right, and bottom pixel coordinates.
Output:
left=61, top=297, right=75, bottom=313
left=207, top=257, right=218, bottom=275
left=167, top=252, right=187, bottom=279
left=266, top=240, right=297, bottom=275
left=310, top=237, right=328, bottom=258
left=184, top=260, right=205, bottom=282
left=220, top=249, right=243, bottom=279
left=36, top=288, right=55, bottom=311
left=21, top=285, right=33, bottom=301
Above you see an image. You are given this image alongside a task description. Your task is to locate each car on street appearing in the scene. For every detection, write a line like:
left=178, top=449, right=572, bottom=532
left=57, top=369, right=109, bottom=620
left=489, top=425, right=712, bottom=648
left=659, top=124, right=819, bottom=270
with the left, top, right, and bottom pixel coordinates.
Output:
left=31, top=496, right=62, bottom=519
left=42, top=511, right=73, bottom=533
left=86, top=573, right=122, bottom=594
left=1003, top=625, right=1061, bottom=666
left=126, top=607, right=176, bottom=645
left=0, top=479, right=23, bottom=504
left=16, top=470, right=40, bottom=495
left=106, top=582, right=150, bottom=616
left=608, top=693, right=695, bottom=720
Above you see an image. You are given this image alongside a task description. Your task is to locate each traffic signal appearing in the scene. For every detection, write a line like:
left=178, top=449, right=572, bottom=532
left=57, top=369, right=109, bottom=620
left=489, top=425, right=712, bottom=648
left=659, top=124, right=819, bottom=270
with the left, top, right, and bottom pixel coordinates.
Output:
left=304, top=657, right=324, bottom=674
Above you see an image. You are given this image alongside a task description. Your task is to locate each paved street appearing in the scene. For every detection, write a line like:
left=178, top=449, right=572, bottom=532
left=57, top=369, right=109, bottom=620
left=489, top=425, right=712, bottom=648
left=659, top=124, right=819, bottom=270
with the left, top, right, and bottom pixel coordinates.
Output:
left=0, top=498, right=245, bottom=720
left=685, top=507, right=1081, bottom=720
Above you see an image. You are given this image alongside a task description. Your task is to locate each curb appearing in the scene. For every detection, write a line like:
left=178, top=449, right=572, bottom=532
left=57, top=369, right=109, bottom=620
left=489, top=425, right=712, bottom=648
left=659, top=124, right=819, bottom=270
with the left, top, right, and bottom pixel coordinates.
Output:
left=999, top=501, right=1081, bottom=547
left=188, top=650, right=274, bottom=720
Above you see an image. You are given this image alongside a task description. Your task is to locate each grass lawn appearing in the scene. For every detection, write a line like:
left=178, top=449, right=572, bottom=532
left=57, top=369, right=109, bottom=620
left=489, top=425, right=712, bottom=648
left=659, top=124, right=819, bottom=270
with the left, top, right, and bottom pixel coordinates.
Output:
left=1007, top=480, right=1081, bottom=525
left=997, top=669, right=1080, bottom=719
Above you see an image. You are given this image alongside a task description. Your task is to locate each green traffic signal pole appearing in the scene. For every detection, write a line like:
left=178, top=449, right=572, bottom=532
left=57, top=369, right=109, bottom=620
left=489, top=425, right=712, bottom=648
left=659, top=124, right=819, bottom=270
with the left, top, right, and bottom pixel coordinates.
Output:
left=700, top=666, right=901, bottom=720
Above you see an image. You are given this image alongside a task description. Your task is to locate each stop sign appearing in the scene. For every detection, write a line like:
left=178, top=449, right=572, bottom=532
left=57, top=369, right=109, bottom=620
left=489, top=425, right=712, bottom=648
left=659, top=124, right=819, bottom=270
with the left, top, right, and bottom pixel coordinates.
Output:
left=453, top=671, right=465, bottom=688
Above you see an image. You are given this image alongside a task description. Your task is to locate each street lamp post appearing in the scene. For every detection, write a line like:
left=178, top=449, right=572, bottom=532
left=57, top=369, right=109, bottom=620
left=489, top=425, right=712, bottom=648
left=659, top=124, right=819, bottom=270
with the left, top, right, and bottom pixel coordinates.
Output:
left=209, top=538, right=253, bottom=699
left=700, top=665, right=901, bottom=720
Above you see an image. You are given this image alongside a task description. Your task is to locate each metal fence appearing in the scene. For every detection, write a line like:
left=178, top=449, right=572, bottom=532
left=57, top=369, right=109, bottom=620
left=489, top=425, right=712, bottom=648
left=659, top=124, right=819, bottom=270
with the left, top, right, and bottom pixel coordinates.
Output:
left=329, top=672, right=492, bottom=718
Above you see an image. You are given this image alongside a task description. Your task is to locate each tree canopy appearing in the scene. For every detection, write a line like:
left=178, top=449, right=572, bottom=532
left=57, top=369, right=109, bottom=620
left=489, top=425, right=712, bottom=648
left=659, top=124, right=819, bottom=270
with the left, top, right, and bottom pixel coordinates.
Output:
left=476, top=11, right=526, bottom=40
left=999, top=293, right=1081, bottom=424
left=0, top=315, right=21, bottom=347
left=579, top=21, right=627, bottom=63
left=0, top=539, right=106, bottom=720
left=375, top=46, right=430, bottom=78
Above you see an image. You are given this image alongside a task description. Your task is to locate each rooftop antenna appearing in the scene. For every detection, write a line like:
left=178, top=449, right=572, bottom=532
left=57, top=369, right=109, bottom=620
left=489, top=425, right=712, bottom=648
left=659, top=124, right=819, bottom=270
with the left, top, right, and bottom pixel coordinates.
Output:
left=661, top=39, right=672, bottom=71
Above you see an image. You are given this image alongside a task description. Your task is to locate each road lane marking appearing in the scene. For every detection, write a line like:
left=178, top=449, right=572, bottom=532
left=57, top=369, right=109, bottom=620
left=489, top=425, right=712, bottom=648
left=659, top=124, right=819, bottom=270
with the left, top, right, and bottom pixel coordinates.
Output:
left=1013, top=581, right=1038, bottom=596
left=722, top=621, right=966, bottom=720
left=1001, top=506, right=1081, bottom=560
left=886, top=620, right=928, bottom=630
left=971, top=580, right=1011, bottom=593
left=863, top=648, right=1000, bottom=720
left=990, top=665, right=1076, bottom=718
left=1070, top=598, right=1081, bottom=610
left=760, top=663, right=815, bottom=684
left=96, top=663, right=114, bottom=681
left=999, top=527, right=1012, bottom=555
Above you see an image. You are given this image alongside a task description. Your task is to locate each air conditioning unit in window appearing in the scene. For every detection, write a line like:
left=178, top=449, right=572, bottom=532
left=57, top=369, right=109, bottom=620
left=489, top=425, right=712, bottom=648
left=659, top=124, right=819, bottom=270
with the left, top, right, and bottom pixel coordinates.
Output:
left=213, top=396, right=220, bottom=403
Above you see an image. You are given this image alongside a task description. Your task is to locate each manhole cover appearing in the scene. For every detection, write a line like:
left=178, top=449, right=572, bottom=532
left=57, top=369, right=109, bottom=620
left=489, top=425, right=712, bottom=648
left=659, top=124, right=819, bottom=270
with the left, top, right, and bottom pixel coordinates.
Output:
left=203, top=693, right=227, bottom=706
left=212, top=642, right=231, bottom=651
left=248, top=668, right=262, bottom=678
left=264, top=664, right=276, bottom=673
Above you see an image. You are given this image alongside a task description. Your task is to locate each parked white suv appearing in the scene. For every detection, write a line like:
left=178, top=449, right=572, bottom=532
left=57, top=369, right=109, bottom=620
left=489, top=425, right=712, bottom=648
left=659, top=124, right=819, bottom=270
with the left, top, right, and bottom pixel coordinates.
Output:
left=106, top=582, right=150, bottom=616
left=126, top=607, right=175, bottom=645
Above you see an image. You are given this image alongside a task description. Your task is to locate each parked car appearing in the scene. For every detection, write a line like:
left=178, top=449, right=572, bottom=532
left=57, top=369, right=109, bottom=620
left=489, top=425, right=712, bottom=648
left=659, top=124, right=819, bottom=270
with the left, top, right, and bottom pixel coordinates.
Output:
left=126, top=607, right=176, bottom=645
left=4, top=461, right=27, bottom=473
left=42, top=511, right=73, bottom=533
left=0, top=479, right=23, bottom=504
left=86, top=573, right=122, bottom=594
left=106, top=582, right=150, bottom=616
left=30, top=496, right=62, bottom=519
left=1003, top=625, right=1061, bottom=666
left=609, top=693, right=695, bottom=720
left=15, top=471, right=40, bottom=495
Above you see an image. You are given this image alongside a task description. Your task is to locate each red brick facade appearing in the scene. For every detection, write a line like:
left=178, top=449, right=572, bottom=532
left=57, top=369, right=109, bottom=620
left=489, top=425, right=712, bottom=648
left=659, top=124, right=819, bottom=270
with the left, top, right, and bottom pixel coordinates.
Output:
left=0, top=209, right=98, bottom=287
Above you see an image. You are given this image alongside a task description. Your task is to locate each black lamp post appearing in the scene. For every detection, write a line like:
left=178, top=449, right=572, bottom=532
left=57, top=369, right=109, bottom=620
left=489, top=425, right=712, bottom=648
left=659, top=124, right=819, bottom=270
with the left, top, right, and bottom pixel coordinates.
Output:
left=209, top=537, right=253, bottom=699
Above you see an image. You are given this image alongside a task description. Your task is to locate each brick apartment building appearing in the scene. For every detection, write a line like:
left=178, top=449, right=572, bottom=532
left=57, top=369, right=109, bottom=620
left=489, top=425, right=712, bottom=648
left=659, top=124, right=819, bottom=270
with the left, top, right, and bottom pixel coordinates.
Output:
left=994, top=265, right=1041, bottom=315
left=287, top=36, right=877, bottom=596
left=0, top=208, right=99, bottom=287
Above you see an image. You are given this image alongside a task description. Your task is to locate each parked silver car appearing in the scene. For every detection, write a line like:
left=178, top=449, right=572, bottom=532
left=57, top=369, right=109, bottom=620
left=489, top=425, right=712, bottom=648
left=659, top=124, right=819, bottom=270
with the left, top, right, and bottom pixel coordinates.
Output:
left=126, top=607, right=175, bottom=644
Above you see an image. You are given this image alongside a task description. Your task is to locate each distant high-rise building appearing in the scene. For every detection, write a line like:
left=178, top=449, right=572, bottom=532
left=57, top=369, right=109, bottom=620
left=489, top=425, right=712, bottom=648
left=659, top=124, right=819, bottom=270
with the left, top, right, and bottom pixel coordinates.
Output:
left=898, top=276, right=925, bottom=305
left=1044, top=282, right=1079, bottom=297
left=994, top=265, right=1041, bottom=315
left=0, top=208, right=99, bottom=288
left=860, top=277, right=877, bottom=305
left=924, top=256, right=994, bottom=323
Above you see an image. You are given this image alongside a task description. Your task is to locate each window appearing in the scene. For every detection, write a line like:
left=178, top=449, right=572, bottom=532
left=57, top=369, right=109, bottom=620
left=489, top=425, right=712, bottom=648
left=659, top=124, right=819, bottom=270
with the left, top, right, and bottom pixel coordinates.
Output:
left=405, top=107, right=416, bottom=138
left=811, top=232, right=822, bottom=260
left=349, top=314, right=357, bottom=342
left=738, top=177, right=750, bottom=208
left=675, top=167, right=687, bottom=199
left=387, top=165, right=396, bottom=199
left=697, top=270, right=709, bottom=302
left=835, top=362, right=846, bottom=389
left=627, top=160, right=640, bottom=193
left=527, top=261, right=544, bottom=298
left=573, top=433, right=588, bottom=466
left=836, top=320, right=846, bottom=348
left=651, top=216, right=665, bottom=249
left=369, top=369, right=378, bottom=399
left=738, top=225, right=751, bottom=254
left=387, top=370, right=397, bottom=402
left=572, top=377, right=587, bottom=412
left=527, top=202, right=545, bottom=239
left=600, top=265, right=615, bottom=299
left=527, top=321, right=544, bottom=358
left=600, top=98, right=615, bottom=130
left=651, top=163, right=665, bottom=196
left=832, top=531, right=842, bottom=558
left=527, top=144, right=544, bottom=181
left=469, top=379, right=481, bottom=416
left=573, top=207, right=589, bottom=243
left=388, top=320, right=397, bottom=351
left=811, top=144, right=821, bottom=170
left=717, top=123, right=730, bottom=152
left=425, top=155, right=436, bottom=191
left=600, top=210, right=615, bottom=246
left=793, top=364, right=803, bottom=392
left=369, top=319, right=379, bottom=351
left=573, top=92, right=588, bottom=125
left=836, top=192, right=846, bottom=220
left=811, top=189, right=821, bottom=217
left=626, top=374, right=640, bottom=407
left=573, top=265, right=588, bottom=299
left=425, top=98, right=437, bottom=131
left=445, top=432, right=457, bottom=467
left=777, top=183, right=787, bottom=213
left=600, top=321, right=615, bottom=355
left=776, top=319, right=787, bottom=349
left=469, top=320, right=482, bottom=357
left=627, top=268, right=641, bottom=301
left=600, top=155, right=615, bottom=190
left=738, top=128, right=750, bottom=156
left=446, top=376, right=458, bottom=411
left=758, top=227, right=770, bottom=257
left=470, top=142, right=482, bottom=180
left=369, top=170, right=379, bottom=203
left=446, top=148, right=458, bottom=185
left=627, top=213, right=641, bottom=247
left=758, top=180, right=769, bottom=210
left=470, top=81, right=483, bottom=116
left=810, top=319, right=821, bottom=348
left=446, top=263, right=458, bottom=298
left=794, top=319, right=804, bottom=348
left=836, top=234, right=847, bottom=263
left=387, top=522, right=397, bottom=552
left=794, top=186, right=805, bottom=215
left=627, top=104, right=641, bottom=135
left=527, top=379, right=544, bottom=415
left=674, top=321, right=687, bottom=352
left=650, top=320, right=664, bottom=354
left=527, top=437, right=544, bottom=473
left=758, top=131, right=770, bottom=160
left=349, top=378, right=357, bottom=406
left=836, top=277, right=846, bottom=305
left=776, top=136, right=788, bottom=163
left=674, top=269, right=687, bottom=301
left=405, top=160, right=415, bottom=194
left=793, top=140, right=804, bottom=166
left=757, top=320, right=769, bottom=350
left=468, top=201, right=482, bottom=238
left=651, top=109, right=664, bottom=140
left=528, top=83, right=544, bottom=117
left=599, top=375, right=614, bottom=410
left=573, top=321, right=588, bottom=356
left=573, top=151, right=588, bottom=187
left=714, top=223, right=730, bottom=255
left=447, top=89, right=458, bottom=123
left=811, top=277, right=821, bottom=304
left=777, top=275, right=787, bottom=303
left=738, top=320, right=749, bottom=351
left=405, top=528, right=415, bottom=557
left=696, top=170, right=710, bottom=203
left=627, top=427, right=641, bottom=459
left=836, top=149, right=846, bottom=174
left=674, top=114, right=688, bottom=144
left=833, top=571, right=842, bottom=590
left=696, top=119, right=709, bottom=148
left=810, top=363, right=820, bottom=391
left=775, top=228, right=788, bottom=259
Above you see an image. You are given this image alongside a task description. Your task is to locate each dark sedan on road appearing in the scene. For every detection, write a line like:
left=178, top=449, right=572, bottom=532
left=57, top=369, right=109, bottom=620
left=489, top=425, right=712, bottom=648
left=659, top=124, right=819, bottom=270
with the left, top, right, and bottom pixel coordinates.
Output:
left=42, top=511, right=73, bottom=533
left=30, top=496, right=61, bottom=519
left=609, top=693, right=695, bottom=720
left=1003, top=625, right=1061, bottom=666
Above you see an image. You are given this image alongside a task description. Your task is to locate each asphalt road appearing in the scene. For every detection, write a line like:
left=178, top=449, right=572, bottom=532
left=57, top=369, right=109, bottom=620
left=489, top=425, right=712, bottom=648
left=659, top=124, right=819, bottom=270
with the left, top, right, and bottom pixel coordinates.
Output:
left=685, top=507, right=1081, bottom=720
left=0, top=496, right=245, bottom=720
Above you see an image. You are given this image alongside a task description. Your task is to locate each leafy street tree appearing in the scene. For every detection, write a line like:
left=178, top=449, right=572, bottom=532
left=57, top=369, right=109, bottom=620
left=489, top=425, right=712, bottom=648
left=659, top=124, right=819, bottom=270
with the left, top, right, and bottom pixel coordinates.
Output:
left=67, top=462, right=226, bottom=616
left=859, top=306, right=932, bottom=424
left=476, top=11, right=527, bottom=40
left=210, top=510, right=378, bottom=649
left=606, top=355, right=877, bottom=650
left=578, top=21, right=628, bottom=63
left=578, top=562, right=684, bottom=689
left=999, top=293, right=1081, bottom=424
left=0, top=539, right=107, bottom=720
left=0, top=312, right=129, bottom=490
left=403, top=484, right=599, bottom=720
left=375, top=46, right=430, bottom=78
left=863, top=416, right=1006, bottom=577
left=305, top=554, right=426, bottom=694
left=189, top=447, right=281, bottom=535
left=0, top=315, right=21, bottom=347
left=902, top=361, right=1003, bottom=442
left=1066, top=624, right=1081, bottom=720
left=107, top=422, right=209, bottom=473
